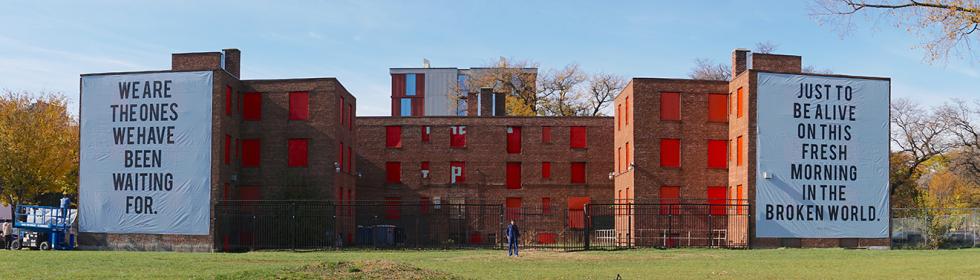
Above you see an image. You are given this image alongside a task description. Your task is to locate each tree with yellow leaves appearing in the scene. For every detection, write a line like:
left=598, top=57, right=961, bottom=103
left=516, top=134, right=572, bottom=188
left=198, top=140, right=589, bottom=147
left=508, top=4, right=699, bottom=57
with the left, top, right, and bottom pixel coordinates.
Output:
left=0, top=90, right=79, bottom=213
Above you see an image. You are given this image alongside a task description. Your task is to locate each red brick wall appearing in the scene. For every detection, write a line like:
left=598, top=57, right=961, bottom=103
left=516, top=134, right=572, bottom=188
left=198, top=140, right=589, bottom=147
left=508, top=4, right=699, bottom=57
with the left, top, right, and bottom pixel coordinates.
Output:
left=355, top=116, right=614, bottom=208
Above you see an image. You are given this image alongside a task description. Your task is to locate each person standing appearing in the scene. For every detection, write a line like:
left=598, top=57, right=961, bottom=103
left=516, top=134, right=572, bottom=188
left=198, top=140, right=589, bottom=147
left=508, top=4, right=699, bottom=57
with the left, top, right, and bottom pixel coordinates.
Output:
left=506, top=220, right=520, bottom=257
left=59, top=192, right=71, bottom=224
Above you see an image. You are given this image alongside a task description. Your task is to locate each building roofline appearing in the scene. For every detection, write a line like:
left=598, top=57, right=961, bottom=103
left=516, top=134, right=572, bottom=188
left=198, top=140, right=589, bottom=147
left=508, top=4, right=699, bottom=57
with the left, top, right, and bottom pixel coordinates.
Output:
left=632, top=77, right=729, bottom=84
left=752, top=70, right=891, bottom=81
left=80, top=69, right=218, bottom=77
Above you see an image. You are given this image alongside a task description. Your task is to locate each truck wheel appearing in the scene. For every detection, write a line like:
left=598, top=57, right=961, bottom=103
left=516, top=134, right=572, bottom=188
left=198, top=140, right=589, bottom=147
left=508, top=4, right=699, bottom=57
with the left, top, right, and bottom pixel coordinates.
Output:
left=10, top=240, right=21, bottom=250
left=40, top=242, right=50, bottom=251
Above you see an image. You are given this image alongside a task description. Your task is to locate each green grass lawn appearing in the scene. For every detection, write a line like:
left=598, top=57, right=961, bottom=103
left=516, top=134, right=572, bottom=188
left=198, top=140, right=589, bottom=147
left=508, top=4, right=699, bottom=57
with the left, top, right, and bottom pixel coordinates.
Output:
left=1, top=248, right=978, bottom=279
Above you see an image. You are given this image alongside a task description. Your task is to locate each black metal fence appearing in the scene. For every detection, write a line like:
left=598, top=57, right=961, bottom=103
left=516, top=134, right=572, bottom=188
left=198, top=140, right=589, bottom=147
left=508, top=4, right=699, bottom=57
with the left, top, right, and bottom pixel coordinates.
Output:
left=214, top=200, right=752, bottom=252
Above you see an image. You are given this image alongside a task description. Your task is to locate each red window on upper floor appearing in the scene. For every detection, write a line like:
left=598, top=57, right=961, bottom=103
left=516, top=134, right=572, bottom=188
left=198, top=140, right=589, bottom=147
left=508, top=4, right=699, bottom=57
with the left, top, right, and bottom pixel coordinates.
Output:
left=288, top=91, right=309, bottom=120
left=225, top=86, right=232, bottom=116
left=338, top=142, right=344, bottom=170
left=570, top=162, right=586, bottom=184
left=661, top=92, right=681, bottom=121
left=450, top=126, right=466, bottom=148
left=542, top=197, right=552, bottom=214
left=287, top=139, right=308, bottom=167
left=707, top=140, right=728, bottom=169
left=421, top=126, right=430, bottom=143
left=243, top=92, right=262, bottom=121
left=570, top=126, right=587, bottom=149
left=567, top=196, right=590, bottom=229
left=450, top=161, right=465, bottom=184
left=659, top=186, right=681, bottom=215
left=507, top=126, right=521, bottom=154
left=384, top=197, right=401, bottom=220
left=708, top=94, right=727, bottom=122
left=626, top=142, right=631, bottom=167
left=223, top=134, right=231, bottom=165
left=625, top=96, right=630, bottom=125
left=346, top=146, right=352, bottom=173
left=736, top=87, right=745, bottom=118
left=617, top=147, right=622, bottom=173
left=348, top=104, right=354, bottom=130
left=660, top=139, right=681, bottom=167
left=541, top=162, right=551, bottom=179
left=505, top=197, right=522, bottom=220
left=340, top=96, right=345, bottom=125
left=707, top=186, right=727, bottom=216
left=736, top=136, right=744, bottom=166
left=386, top=162, right=401, bottom=184
left=542, top=126, right=552, bottom=144
left=617, top=104, right=622, bottom=130
left=506, top=162, right=521, bottom=189
left=241, top=139, right=260, bottom=167
left=421, top=161, right=430, bottom=178
left=386, top=126, right=402, bottom=148
left=234, top=138, right=239, bottom=160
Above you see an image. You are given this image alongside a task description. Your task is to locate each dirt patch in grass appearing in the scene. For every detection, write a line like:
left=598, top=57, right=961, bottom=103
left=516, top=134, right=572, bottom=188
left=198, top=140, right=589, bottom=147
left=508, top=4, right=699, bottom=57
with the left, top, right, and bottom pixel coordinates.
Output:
left=275, top=260, right=461, bottom=280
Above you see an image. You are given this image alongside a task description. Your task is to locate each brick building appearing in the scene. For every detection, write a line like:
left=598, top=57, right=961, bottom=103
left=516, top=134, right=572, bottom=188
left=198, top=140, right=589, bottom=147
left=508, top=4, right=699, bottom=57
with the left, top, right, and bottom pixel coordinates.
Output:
left=390, top=66, right=536, bottom=117
left=355, top=116, right=613, bottom=244
left=613, top=49, right=890, bottom=248
left=79, top=49, right=358, bottom=251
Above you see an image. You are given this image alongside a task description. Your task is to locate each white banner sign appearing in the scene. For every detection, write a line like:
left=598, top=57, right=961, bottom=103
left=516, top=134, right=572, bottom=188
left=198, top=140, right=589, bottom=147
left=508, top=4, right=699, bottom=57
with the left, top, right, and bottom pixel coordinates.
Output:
left=755, top=72, right=889, bottom=238
left=80, top=71, right=213, bottom=235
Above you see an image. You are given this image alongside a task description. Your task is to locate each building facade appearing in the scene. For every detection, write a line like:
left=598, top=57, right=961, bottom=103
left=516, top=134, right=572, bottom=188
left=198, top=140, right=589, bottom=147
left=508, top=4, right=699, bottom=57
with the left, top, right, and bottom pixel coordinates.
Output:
left=390, top=66, right=536, bottom=117
left=78, top=49, right=358, bottom=251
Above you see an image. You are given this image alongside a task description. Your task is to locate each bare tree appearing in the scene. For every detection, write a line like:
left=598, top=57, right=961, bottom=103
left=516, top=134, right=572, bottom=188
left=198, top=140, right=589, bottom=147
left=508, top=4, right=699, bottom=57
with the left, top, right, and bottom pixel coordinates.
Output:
left=813, top=0, right=980, bottom=62
left=464, top=57, right=540, bottom=116
left=754, top=41, right=779, bottom=54
left=585, top=73, right=626, bottom=116
left=802, top=65, right=835, bottom=74
left=688, top=58, right=732, bottom=81
left=890, top=98, right=955, bottom=196
left=539, top=64, right=588, bottom=116
left=938, top=100, right=980, bottom=184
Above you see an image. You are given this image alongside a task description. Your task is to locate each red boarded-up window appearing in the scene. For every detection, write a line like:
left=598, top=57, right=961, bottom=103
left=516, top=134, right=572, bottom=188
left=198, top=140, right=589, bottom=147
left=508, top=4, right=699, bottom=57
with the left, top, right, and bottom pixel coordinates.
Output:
left=288, top=91, right=309, bottom=120
left=384, top=197, right=401, bottom=220
left=506, top=162, right=521, bottom=189
left=617, top=104, right=622, bottom=130
left=420, top=196, right=431, bottom=214
left=239, top=186, right=261, bottom=200
left=541, top=162, right=551, bottom=179
left=242, top=139, right=260, bottom=167
left=348, top=104, right=354, bottom=130
left=625, top=97, right=630, bottom=125
left=570, top=162, right=586, bottom=184
left=708, top=186, right=727, bottom=216
left=659, top=186, right=680, bottom=215
left=346, top=146, right=352, bottom=173
left=450, top=161, right=465, bottom=184
left=626, top=142, right=631, bottom=167
left=661, top=92, right=681, bottom=120
left=617, top=147, right=622, bottom=173
left=542, top=126, right=552, bottom=144
left=708, top=94, right=727, bottom=122
left=707, top=140, right=727, bottom=169
left=570, top=126, right=587, bottom=149
left=450, top=126, right=466, bottom=148
left=542, top=197, right=552, bottom=214
left=505, top=197, right=522, bottom=220
left=421, top=161, right=430, bottom=178
left=338, top=142, right=344, bottom=171
left=421, top=126, right=430, bottom=143
left=386, top=126, right=402, bottom=148
left=660, top=139, right=681, bottom=167
left=287, top=139, right=308, bottom=167
left=568, top=196, right=590, bottom=229
left=736, top=87, right=744, bottom=118
left=243, top=92, right=261, bottom=121
left=386, top=162, right=401, bottom=184
left=223, top=134, right=231, bottom=165
left=340, top=96, right=345, bottom=125
left=225, top=86, right=232, bottom=116
left=736, top=184, right=745, bottom=215
left=507, top=126, right=521, bottom=153
left=736, top=136, right=744, bottom=166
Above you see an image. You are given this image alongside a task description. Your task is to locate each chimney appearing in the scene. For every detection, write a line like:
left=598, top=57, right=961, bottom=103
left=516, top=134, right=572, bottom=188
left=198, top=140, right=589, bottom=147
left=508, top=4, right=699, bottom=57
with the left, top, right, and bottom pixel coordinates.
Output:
left=423, top=58, right=431, bottom=68
left=732, top=48, right=750, bottom=77
left=222, top=49, right=241, bottom=78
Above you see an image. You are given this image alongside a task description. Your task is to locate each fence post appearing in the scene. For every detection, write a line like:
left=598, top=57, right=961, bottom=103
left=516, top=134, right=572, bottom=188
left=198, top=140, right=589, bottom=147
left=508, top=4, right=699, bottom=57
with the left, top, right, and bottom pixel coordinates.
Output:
left=291, top=202, right=296, bottom=251
left=584, top=204, right=590, bottom=251
left=628, top=202, right=632, bottom=249
left=708, top=206, right=713, bottom=248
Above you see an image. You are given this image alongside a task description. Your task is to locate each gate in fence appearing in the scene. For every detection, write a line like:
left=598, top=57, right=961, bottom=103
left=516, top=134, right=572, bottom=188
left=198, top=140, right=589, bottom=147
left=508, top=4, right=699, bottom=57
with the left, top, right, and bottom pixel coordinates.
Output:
left=214, top=200, right=751, bottom=251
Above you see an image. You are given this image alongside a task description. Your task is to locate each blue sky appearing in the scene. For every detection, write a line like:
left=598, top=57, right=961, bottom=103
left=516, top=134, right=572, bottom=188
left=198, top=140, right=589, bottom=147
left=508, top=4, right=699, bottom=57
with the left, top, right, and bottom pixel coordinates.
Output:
left=1, top=0, right=977, bottom=116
